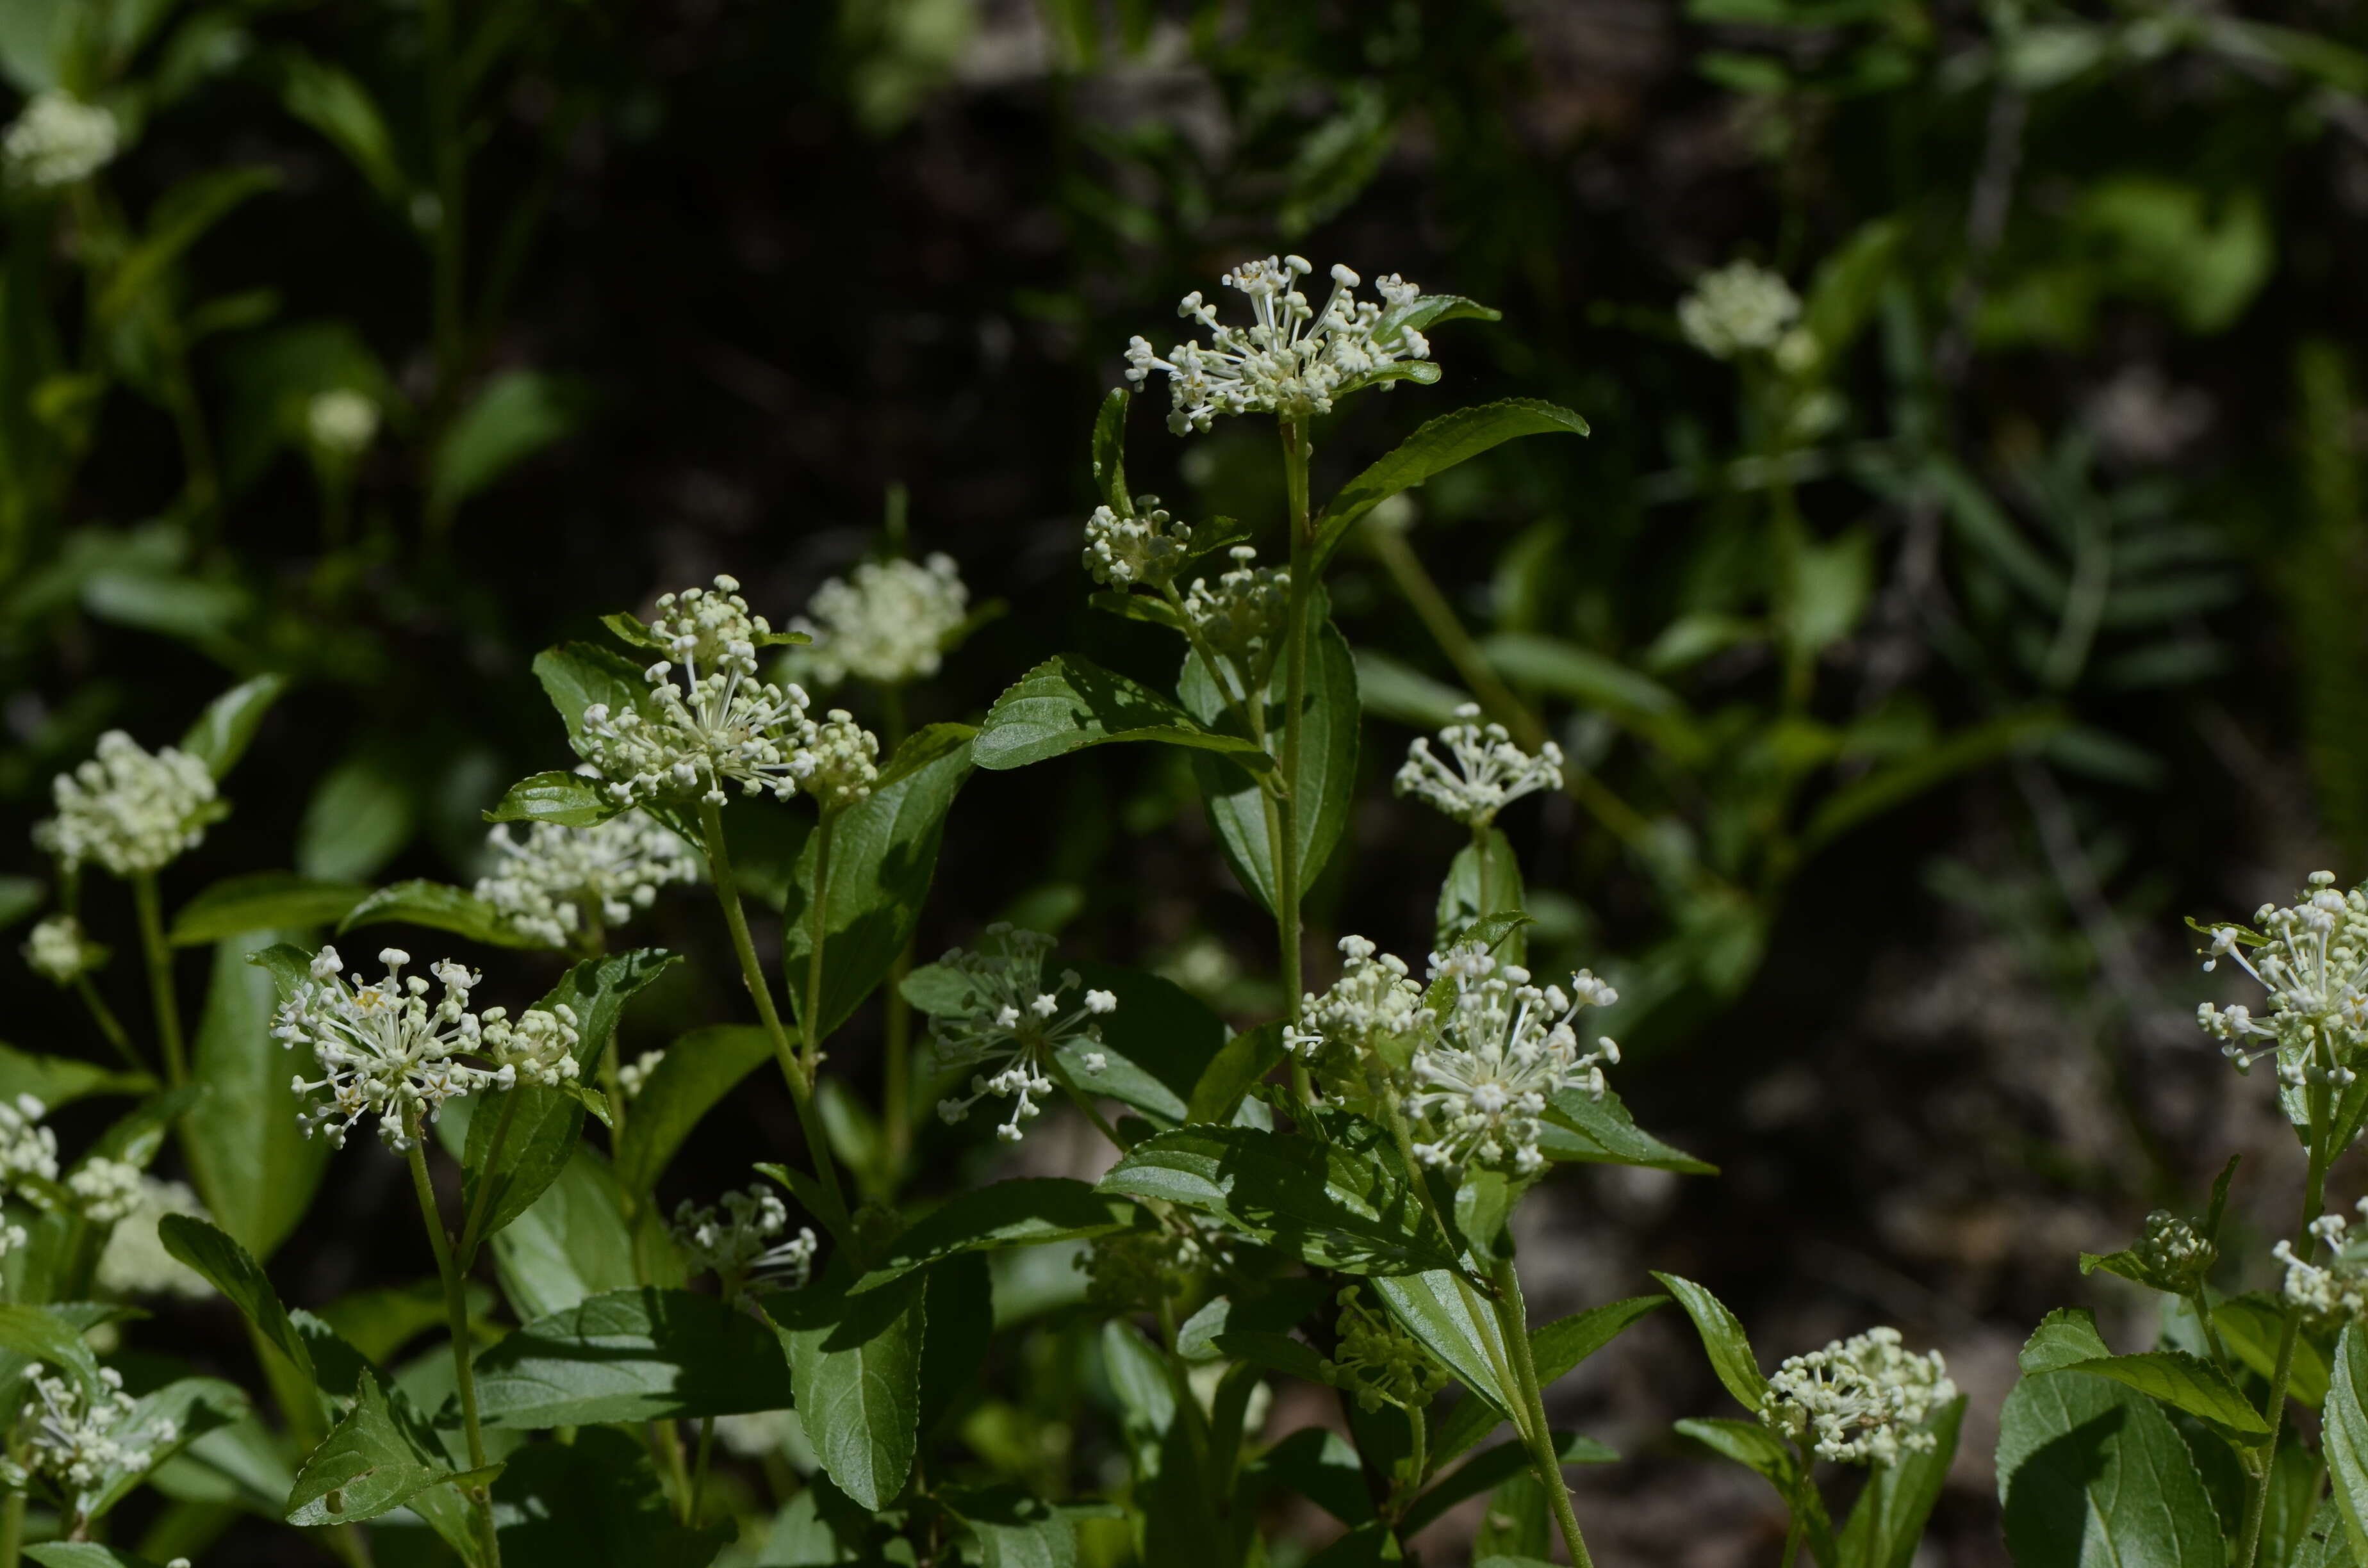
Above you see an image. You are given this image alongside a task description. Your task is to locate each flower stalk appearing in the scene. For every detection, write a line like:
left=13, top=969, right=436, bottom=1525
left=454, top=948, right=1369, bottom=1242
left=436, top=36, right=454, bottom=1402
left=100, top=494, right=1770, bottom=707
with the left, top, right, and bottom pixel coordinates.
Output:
left=402, top=1104, right=500, bottom=1568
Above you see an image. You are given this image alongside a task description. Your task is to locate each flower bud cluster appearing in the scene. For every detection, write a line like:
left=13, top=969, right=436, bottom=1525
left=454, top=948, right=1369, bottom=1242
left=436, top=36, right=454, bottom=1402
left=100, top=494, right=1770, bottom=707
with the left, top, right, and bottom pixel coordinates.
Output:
left=1406, top=944, right=1618, bottom=1177
left=305, top=390, right=379, bottom=459
left=476, top=808, right=700, bottom=950
left=2134, top=1210, right=2216, bottom=1293
left=1759, top=1327, right=1955, bottom=1466
left=579, top=577, right=821, bottom=808
left=1182, top=547, right=1290, bottom=692
left=1083, top=498, right=1192, bottom=592
left=2195, top=872, right=2368, bottom=1090
left=96, top=1177, right=211, bottom=1300
left=33, top=732, right=222, bottom=878
left=1395, top=705, right=1564, bottom=828
left=2275, top=1203, right=2368, bottom=1323
left=19, top=1365, right=174, bottom=1512
left=791, top=554, right=969, bottom=688
left=1321, top=1287, right=1449, bottom=1414
left=1286, top=936, right=1431, bottom=1067
left=1077, top=1228, right=1198, bottom=1316
left=1125, top=257, right=1433, bottom=434
left=804, top=710, right=880, bottom=813
left=929, top=924, right=1115, bottom=1143
left=618, top=1049, right=666, bottom=1099
left=1678, top=261, right=1801, bottom=361
left=481, top=1003, right=582, bottom=1088
left=3, top=92, right=118, bottom=190
left=0, top=1096, right=60, bottom=1186
left=22, top=915, right=106, bottom=986
left=67, top=1159, right=142, bottom=1225
left=670, top=1188, right=818, bottom=1298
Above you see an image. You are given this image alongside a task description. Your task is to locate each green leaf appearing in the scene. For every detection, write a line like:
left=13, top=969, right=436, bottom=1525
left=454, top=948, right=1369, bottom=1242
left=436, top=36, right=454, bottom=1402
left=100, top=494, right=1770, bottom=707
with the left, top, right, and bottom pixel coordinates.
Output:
left=2017, top=1307, right=2112, bottom=1375
left=1836, top=1394, right=1963, bottom=1568
left=1433, top=1294, right=1668, bottom=1467
left=1799, top=708, right=2062, bottom=856
left=1675, top=1416, right=1799, bottom=1487
left=1310, top=400, right=1591, bottom=572
left=1399, top=1432, right=1617, bottom=1537
left=1097, top=1125, right=1459, bottom=1276
left=1800, top=218, right=1905, bottom=368
left=534, top=642, right=648, bottom=750
left=782, top=725, right=974, bottom=1041
left=1478, top=633, right=1703, bottom=763
left=481, top=1138, right=648, bottom=1321
left=1058, top=961, right=1226, bottom=1125
left=430, top=370, right=588, bottom=518
left=169, top=872, right=367, bottom=945
left=490, top=1425, right=727, bottom=1567
left=338, top=880, right=543, bottom=949
left=83, top=1376, right=248, bottom=1519
left=775, top=1263, right=926, bottom=1510
left=285, top=1369, right=494, bottom=1526
left=1370, top=1270, right=1513, bottom=1416
left=278, top=51, right=408, bottom=204
left=1185, top=1023, right=1286, bottom=1126
left=178, top=674, right=288, bottom=780
left=1249, top=1426, right=1371, bottom=1526
left=158, top=1214, right=316, bottom=1388
left=2324, top=1323, right=2368, bottom=1564
left=97, top=167, right=283, bottom=325
left=973, top=655, right=1274, bottom=772
left=486, top=770, right=626, bottom=829
left=472, top=1287, right=794, bottom=1428
left=1996, top=1371, right=2223, bottom=1567
left=189, top=935, right=329, bottom=1259
left=917, top=1254, right=993, bottom=1440
left=0, top=879, right=40, bottom=931
left=1090, top=387, right=1130, bottom=509
left=2216, top=1293, right=2333, bottom=1409
left=854, top=1179, right=1140, bottom=1293
left=613, top=1025, right=772, bottom=1195
left=1438, top=828, right=1527, bottom=968
left=1179, top=619, right=1360, bottom=913
left=2054, top=1351, right=2269, bottom=1436
left=28, top=1547, right=177, bottom=1568
left=2291, top=1498, right=2355, bottom=1568
left=0, top=1304, right=104, bottom=1392
left=1176, top=1278, right=1334, bottom=1363
left=296, top=752, right=415, bottom=883
left=0, top=1042, right=150, bottom=1109
left=1651, top=1271, right=1765, bottom=1409
left=941, top=1485, right=1083, bottom=1568
left=1540, top=1088, right=1715, bottom=1174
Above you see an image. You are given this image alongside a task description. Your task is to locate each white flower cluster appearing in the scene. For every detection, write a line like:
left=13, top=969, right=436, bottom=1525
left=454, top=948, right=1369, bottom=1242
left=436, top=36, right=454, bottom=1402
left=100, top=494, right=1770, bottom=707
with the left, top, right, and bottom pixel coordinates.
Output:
left=1183, top=546, right=1290, bottom=692
left=19, top=1365, right=174, bottom=1512
left=2275, top=1204, right=2368, bottom=1323
left=305, top=389, right=380, bottom=459
left=1083, top=498, right=1192, bottom=592
left=0, top=1096, right=60, bottom=1186
left=617, top=1049, right=666, bottom=1099
left=33, top=731, right=222, bottom=878
left=22, top=915, right=104, bottom=986
left=791, top=554, right=969, bottom=688
left=1395, top=705, right=1564, bottom=828
left=275, top=947, right=577, bottom=1148
left=1125, top=257, right=1433, bottom=434
left=805, top=709, right=880, bottom=813
left=1407, top=944, right=1618, bottom=1177
left=670, top=1188, right=818, bottom=1298
left=67, top=1159, right=142, bottom=1225
left=2132, top=1209, right=2215, bottom=1290
left=930, top=924, right=1115, bottom=1143
left=475, top=810, right=700, bottom=950
left=96, top=1177, right=212, bottom=1300
left=1759, top=1327, right=1955, bottom=1466
left=1677, top=260, right=1800, bottom=361
left=2196, top=872, right=2368, bottom=1089
left=580, top=577, right=819, bottom=808
left=3, top=92, right=118, bottom=190
left=1287, top=936, right=1431, bottom=1062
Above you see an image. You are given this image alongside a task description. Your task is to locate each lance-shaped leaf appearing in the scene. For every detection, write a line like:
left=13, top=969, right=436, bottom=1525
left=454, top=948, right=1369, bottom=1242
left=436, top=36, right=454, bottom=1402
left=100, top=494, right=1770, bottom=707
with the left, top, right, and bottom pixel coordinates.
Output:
left=2053, top=1350, right=2269, bottom=1436
left=338, top=880, right=542, bottom=949
left=1092, top=386, right=1130, bottom=509
left=192, top=935, right=329, bottom=1259
left=973, top=655, right=1274, bottom=772
left=1370, top=1270, right=1514, bottom=1416
left=0, top=1043, right=149, bottom=1110
left=472, top=1287, right=794, bottom=1427
left=169, top=873, right=368, bottom=945
left=1838, top=1394, right=1964, bottom=1568
left=1057, top=962, right=1227, bottom=1126
left=1540, top=1087, right=1714, bottom=1174
left=159, top=1215, right=318, bottom=1387
left=1996, top=1369, right=2223, bottom=1566
left=1429, top=1293, right=1668, bottom=1467
left=775, top=1263, right=926, bottom=1510
left=613, top=1025, right=773, bottom=1195
left=2216, top=1292, right=2335, bottom=1409
left=179, top=674, right=289, bottom=780
left=1400, top=1432, right=1616, bottom=1537
left=1098, top=1125, right=1458, bottom=1277
left=533, top=642, right=646, bottom=746
left=486, top=769, right=625, bottom=829
left=83, top=1377, right=249, bottom=1520
left=1186, top=1023, right=1286, bottom=1126
left=1310, top=400, right=1590, bottom=572
left=854, top=1179, right=1142, bottom=1293
left=1652, top=1271, right=1766, bottom=1410
left=286, top=1370, right=498, bottom=1526
left=2326, top=1323, right=2368, bottom=1564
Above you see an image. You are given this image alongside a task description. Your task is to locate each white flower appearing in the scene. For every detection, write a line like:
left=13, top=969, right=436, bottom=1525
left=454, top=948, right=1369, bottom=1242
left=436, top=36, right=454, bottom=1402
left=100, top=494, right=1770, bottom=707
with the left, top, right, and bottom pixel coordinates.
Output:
left=789, top=554, right=969, bottom=687
left=670, top=1188, right=818, bottom=1298
left=0, top=1096, right=60, bottom=1186
left=1406, top=945, right=1618, bottom=1177
left=1759, top=1327, right=1955, bottom=1466
left=712, top=1409, right=796, bottom=1458
left=1677, top=261, right=1800, bottom=361
left=67, top=1159, right=142, bottom=1224
left=304, top=389, right=380, bottom=459
left=804, top=709, right=880, bottom=813
left=21, top=1365, right=176, bottom=1514
left=475, top=809, right=700, bottom=950
left=3, top=92, right=118, bottom=190
left=2196, top=872, right=2368, bottom=1089
left=23, top=915, right=104, bottom=986
left=274, top=946, right=565, bottom=1148
left=33, top=731, right=223, bottom=878
left=617, top=1049, right=665, bottom=1100
left=95, top=1177, right=211, bottom=1300
left=929, top=924, right=1115, bottom=1143
left=1083, top=497, right=1193, bottom=592
left=1182, top=546, right=1290, bottom=693
left=1124, top=257, right=1436, bottom=434
left=579, top=576, right=820, bottom=808
left=1288, top=936, right=1431, bottom=1063
left=1395, top=705, right=1564, bottom=828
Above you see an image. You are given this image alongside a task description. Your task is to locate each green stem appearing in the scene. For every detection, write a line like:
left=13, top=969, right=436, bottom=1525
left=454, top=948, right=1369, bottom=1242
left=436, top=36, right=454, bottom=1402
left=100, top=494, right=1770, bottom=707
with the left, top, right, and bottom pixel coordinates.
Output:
left=402, top=1108, right=500, bottom=1568
left=698, top=799, right=850, bottom=1239
left=1472, top=822, right=1493, bottom=921
left=878, top=685, right=916, bottom=1186
left=689, top=1414, right=717, bottom=1526
left=1049, top=1058, right=1126, bottom=1150
left=1278, top=416, right=1314, bottom=1118
left=0, top=1478, right=21, bottom=1568
left=2237, top=1129, right=2331, bottom=1568
left=1778, top=1498, right=1805, bottom=1568
left=1492, top=1255, right=1594, bottom=1568
left=131, top=874, right=186, bottom=1088
left=803, top=815, right=835, bottom=1081
left=72, top=977, right=143, bottom=1074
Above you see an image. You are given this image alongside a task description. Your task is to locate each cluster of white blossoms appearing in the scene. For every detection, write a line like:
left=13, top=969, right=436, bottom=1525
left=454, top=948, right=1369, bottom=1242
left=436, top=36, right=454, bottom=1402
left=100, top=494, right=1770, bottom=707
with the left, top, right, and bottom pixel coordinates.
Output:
left=2131, top=1209, right=2216, bottom=1291
left=1183, top=547, right=1290, bottom=692
left=790, top=554, right=969, bottom=688
left=2196, top=872, right=2368, bottom=1089
left=617, top=1049, right=666, bottom=1099
left=805, top=710, right=880, bottom=813
left=1395, top=705, right=1565, bottom=829
left=1677, top=260, right=1801, bottom=361
left=96, top=1177, right=212, bottom=1300
left=1287, top=936, right=1431, bottom=1063
left=304, top=389, right=380, bottom=460
left=580, top=577, right=821, bottom=808
left=1125, top=257, right=1434, bottom=434
left=930, top=924, right=1115, bottom=1142
left=15, top=1366, right=174, bottom=1513
left=670, top=1188, right=818, bottom=1298
left=275, top=947, right=578, bottom=1149
left=1407, top=944, right=1618, bottom=1177
left=1759, top=1327, right=1956, bottom=1466
left=33, top=731, right=222, bottom=878
left=22, top=914, right=104, bottom=986
left=67, top=1159, right=142, bottom=1225
left=1083, top=497, right=1192, bottom=592
left=3, top=91, right=119, bottom=190
left=475, top=809, right=700, bottom=950
left=2274, top=1204, right=2368, bottom=1322
left=0, top=1096, right=60, bottom=1186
